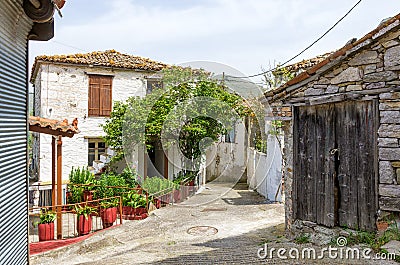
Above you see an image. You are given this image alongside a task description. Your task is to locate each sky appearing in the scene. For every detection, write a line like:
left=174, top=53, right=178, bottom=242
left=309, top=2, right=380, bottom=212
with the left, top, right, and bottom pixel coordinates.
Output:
left=29, top=0, right=400, bottom=84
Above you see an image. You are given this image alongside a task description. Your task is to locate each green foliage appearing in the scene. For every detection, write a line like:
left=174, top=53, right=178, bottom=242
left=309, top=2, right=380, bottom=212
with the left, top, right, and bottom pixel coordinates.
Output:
left=142, top=177, right=179, bottom=196
left=74, top=204, right=97, bottom=220
left=102, top=66, right=250, bottom=164
left=294, top=233, right=310, bottom=244
left=172, top=170, right=197, bottom=184
left=263, top=65, right=295, bottom=91
left=68, top=167, right=96, bottom=204
left=99, top=199, right=119, bottom=209
left=254, top=138, right=267, bottom=153
left=119, top=167, right=140, bottom=188
left=101, top=101, right=127, bottom=163
left=38, top=209, right=56, bottom=224
left=69, top=167, right=95, bottom=185
left=94, top=172, right=127, bottom=199
left=332, top=227, right=400, bottom=253
left=268, top=120, right=283, bottom=136
left=122, top=192, right=147, bottom=208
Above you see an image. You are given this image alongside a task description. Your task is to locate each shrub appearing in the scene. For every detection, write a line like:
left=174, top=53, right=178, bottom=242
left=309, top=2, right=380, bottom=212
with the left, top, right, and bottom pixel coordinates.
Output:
left=142, top=177, right=179, bottom=196
left=95, top=172, right=127, bottom=199
left=68, top=167, right=95, bottom=204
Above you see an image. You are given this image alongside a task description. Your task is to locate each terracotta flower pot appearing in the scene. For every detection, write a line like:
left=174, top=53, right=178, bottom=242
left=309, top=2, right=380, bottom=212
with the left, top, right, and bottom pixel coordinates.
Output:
left=173, top=189, right=181, bottom=203
left=376, top=221, right=389, bottom=231
left=153, top=198, right=161, bottom=209
left=83, top=190, right=93, bottom=202
left=122, top=206, right=133, bottom=216
left=38, top=222, right=54, bottom=241
left=161, top=193, right=171, bottom=205
left=100, top=207, right=117, bottom=228
left=189, top=180, right=194, bottom=192
left=77, top=215, right=92, bottom=236
left=134, top=207, right=147, bottom=216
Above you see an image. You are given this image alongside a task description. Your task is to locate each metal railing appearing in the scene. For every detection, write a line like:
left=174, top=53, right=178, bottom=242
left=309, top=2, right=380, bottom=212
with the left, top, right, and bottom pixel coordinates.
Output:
left=29, top=196, right=123, bottom=243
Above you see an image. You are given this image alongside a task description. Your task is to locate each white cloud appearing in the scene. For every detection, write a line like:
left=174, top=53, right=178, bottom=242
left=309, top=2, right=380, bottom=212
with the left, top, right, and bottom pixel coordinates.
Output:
left=29, top=0, right=400, bottom=81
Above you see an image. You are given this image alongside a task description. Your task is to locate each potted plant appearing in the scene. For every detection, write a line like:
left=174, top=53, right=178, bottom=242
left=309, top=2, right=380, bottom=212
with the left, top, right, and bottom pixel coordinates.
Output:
left=99, top=199, right=118, bottom=228
left=122, top=191, right=137, bottom=219
left=152, top=196, right=162, bottom=209
left=37, top=209, right=56, bottom=241
left=68, top=167, right=96, bottom=204
left=132, top=194, right=148, bottom=220
left=75, top=204, right=96, bottom=236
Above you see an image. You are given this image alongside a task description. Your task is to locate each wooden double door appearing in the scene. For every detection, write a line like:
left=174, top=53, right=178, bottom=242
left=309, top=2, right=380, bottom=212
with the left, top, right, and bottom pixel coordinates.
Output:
left=293, top=100, right=378, bottom=231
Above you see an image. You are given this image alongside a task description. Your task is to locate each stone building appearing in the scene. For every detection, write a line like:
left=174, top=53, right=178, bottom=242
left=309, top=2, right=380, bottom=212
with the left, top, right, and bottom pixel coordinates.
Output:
left=30, top=50, right=169, bottom=187
left=265, top=14, right=400, bottom=235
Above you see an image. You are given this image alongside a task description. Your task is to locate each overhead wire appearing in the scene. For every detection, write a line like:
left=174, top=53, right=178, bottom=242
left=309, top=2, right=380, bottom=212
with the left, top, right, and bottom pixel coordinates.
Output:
left=226, top=0, right=363, bottom=79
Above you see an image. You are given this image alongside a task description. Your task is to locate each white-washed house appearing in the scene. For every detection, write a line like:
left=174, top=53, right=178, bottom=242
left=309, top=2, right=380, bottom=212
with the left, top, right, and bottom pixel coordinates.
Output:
left=30, top=50, right=168, bottom=186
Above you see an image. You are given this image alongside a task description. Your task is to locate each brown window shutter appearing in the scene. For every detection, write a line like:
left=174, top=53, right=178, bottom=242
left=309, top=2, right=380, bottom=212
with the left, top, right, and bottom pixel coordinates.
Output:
left=88, top=75, right=113, bottom=117
left=100, top=76, right=112, bottom=116
left=88, top=75, right=100, bottom=116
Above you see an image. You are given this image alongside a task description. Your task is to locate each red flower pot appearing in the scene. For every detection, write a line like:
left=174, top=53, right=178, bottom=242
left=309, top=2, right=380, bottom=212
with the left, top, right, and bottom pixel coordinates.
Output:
left=122, top=206, right=133, bottom=216
left=153, top=198, right=161, bottom=209
left=77, top=215, right=92, bottom=236
left=100, top=207, right=117, bottom=228
left=38, top=222, right=54, bottom=241
left=173, top=190, right=181, bottom=203
left=189, top=180, right=195, bottom=192
left=134, top=207, right=147, bottom=216
left=161, top=193, right=171, bottom=205
left=83, top=190, right=93, bottom=202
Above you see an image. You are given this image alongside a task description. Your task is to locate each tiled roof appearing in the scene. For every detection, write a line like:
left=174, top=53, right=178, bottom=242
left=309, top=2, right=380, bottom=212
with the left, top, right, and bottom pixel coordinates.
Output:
left=282, top=52, right=333, bottom=74
left=29, top=116, right=80, bottom=137
left=31, top=50, right=168, bottom=81
left=265, top=13, right=400, bottom=103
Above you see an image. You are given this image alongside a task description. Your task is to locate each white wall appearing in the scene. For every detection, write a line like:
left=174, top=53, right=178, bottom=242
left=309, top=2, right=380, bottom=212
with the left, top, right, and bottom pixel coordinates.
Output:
left=205, top=120, right=247, bottom=183
left=247, top=135, right=283, bottom=202
left=34, top=63, right=150, bottom=182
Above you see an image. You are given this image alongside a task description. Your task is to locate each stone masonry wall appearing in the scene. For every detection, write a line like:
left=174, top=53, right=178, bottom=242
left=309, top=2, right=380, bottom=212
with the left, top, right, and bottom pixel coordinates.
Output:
left=273, top=28, right=400, bottom=231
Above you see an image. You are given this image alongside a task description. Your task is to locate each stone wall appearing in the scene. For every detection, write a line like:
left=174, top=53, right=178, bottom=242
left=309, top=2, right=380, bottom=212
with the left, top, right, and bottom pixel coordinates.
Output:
left=270, top=28, right=400, bottom=231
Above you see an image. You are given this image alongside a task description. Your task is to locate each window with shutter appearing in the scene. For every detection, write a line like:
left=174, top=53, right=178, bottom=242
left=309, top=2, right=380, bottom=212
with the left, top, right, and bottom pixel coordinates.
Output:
left=88, top=75, right=113, bottom=117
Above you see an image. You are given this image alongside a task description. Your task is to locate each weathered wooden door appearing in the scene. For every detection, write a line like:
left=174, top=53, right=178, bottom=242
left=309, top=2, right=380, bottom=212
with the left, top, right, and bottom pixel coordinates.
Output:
left=293, top=100, right=378, bottom=231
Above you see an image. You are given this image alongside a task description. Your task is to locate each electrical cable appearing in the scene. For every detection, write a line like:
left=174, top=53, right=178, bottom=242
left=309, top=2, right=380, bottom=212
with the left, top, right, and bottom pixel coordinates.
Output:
left=227, top=0, right=362, bottom=79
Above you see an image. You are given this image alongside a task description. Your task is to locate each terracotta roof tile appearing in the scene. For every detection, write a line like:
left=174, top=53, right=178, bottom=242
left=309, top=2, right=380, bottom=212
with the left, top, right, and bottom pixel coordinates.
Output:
left=266, top=13, right=400, bottom=103
left=31, top=50, right=168, bottom=82
left=283, top=52, right=333, bottom=74
left=29, top=116, right=80, bottom=137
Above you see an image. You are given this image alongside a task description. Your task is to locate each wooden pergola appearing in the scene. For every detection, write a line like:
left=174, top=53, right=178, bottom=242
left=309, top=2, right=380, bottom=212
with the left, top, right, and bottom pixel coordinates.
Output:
left=29, top=116, right=79, bottom=239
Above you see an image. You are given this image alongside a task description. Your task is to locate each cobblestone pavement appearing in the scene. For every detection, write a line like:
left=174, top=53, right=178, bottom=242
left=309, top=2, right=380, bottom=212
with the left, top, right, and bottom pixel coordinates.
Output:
left=31, top=183, right=398, bottom=265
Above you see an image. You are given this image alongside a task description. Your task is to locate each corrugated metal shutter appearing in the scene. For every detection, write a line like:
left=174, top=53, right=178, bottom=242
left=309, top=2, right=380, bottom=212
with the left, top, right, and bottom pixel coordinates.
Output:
left=0, top=1, right=33, bottom=264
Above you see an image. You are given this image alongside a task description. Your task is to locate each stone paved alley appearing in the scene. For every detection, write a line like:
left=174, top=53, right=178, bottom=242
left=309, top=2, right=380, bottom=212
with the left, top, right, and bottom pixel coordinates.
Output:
left=31, top=183, right=398, bottom=265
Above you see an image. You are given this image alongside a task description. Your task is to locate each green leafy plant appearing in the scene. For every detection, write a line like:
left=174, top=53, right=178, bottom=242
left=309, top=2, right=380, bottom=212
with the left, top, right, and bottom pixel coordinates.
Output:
left=36, top=209, right=56, bottom=225
left=68, top=167, right=96, bottom=204
left=172, top=170, right=198, bottom=184
left=74, top=204, right=97, bottom=220
left=102, top=66, right=250, bottom=166
left=94, top=172, right=127, bottom=199
left=100, top=199, right=119, bottom=209
left=119, top=167, right=140, bottom=188
left=294, top=233, right=310, bottom=244
left=142, top=177, right=179, bottom=196
left=122, top=192, right=147, bottom=208
left=331, top=227, right=400, bottom=253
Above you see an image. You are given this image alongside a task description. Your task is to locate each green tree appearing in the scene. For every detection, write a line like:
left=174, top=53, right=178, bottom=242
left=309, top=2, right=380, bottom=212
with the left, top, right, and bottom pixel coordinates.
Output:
left=102, top=67, right=250, bottom=167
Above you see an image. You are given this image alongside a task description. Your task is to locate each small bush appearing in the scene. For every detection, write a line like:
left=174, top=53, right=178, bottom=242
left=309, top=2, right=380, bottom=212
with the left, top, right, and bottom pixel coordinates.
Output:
left=295, top=233, right=310, bottom=244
